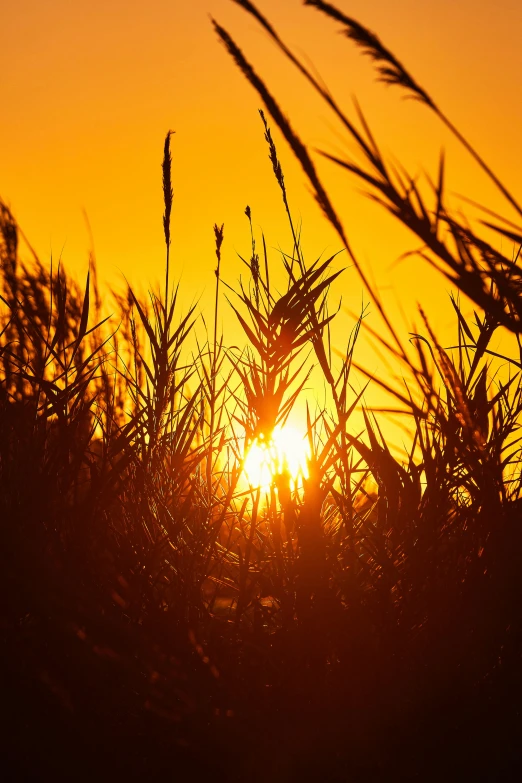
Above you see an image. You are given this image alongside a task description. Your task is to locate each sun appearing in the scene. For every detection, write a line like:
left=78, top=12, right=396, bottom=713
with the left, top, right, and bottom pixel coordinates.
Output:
left=243, top=426, right=309, bottom=491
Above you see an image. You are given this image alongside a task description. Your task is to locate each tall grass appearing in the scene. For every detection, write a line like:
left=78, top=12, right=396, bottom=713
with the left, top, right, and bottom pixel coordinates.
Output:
left=2, top=4, right=522, bottom=779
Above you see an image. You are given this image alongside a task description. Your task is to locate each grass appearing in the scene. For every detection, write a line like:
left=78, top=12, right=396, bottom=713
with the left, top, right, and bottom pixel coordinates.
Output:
left=2, top=4, right=522, bottom=780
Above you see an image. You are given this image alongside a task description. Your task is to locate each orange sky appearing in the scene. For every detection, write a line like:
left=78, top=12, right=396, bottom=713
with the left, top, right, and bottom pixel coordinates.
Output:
left=2, top=0, right=522, bottom=388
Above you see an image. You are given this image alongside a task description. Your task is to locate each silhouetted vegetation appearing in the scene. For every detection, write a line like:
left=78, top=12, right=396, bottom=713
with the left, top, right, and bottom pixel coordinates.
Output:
left=2, top=3, right=522, bottom=780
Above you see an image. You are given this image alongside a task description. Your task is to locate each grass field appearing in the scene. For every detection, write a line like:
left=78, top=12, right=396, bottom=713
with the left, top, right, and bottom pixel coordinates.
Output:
left=2, top=3, right=522, bottom=780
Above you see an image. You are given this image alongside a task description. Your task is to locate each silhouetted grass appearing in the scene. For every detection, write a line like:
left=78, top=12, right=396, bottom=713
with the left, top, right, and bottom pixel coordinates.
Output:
left=2, top=5, right=522, bottom=780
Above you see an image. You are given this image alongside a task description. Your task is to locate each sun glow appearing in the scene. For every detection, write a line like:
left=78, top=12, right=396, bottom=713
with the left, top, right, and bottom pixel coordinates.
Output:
left=243, top=426, right=309, bottom=491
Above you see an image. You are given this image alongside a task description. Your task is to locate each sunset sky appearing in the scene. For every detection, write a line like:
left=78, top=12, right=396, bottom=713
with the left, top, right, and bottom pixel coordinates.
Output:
left=2, top=0, right=522, bottom=366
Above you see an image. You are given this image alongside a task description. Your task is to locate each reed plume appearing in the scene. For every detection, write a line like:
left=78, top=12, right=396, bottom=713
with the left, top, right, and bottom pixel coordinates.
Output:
left=162, top=129, right=175, bottom=306
left=304, top=0, right=522, bottom=219
left=212, top=19, right=347, bottom=245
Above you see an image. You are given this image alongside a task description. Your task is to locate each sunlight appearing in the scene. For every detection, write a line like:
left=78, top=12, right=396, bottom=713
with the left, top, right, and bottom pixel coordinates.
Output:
left=243, top=426, right=309, bottom=491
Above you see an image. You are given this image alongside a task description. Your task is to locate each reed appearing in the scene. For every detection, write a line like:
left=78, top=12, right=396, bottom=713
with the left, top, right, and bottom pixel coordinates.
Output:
left=2, top=6, right=522, bottom=778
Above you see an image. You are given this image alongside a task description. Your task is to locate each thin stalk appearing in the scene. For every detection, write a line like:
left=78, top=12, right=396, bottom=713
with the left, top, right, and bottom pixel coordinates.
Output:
left=208, top=224, right=225, bottom=495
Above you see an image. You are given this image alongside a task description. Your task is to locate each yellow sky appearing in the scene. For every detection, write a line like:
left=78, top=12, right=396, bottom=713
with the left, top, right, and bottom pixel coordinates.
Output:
left=2, top=0, right=522, bottom=405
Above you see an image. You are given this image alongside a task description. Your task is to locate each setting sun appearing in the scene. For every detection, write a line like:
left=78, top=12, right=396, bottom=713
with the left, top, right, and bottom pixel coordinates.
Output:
left=243, top=426, right=309, bottom=491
